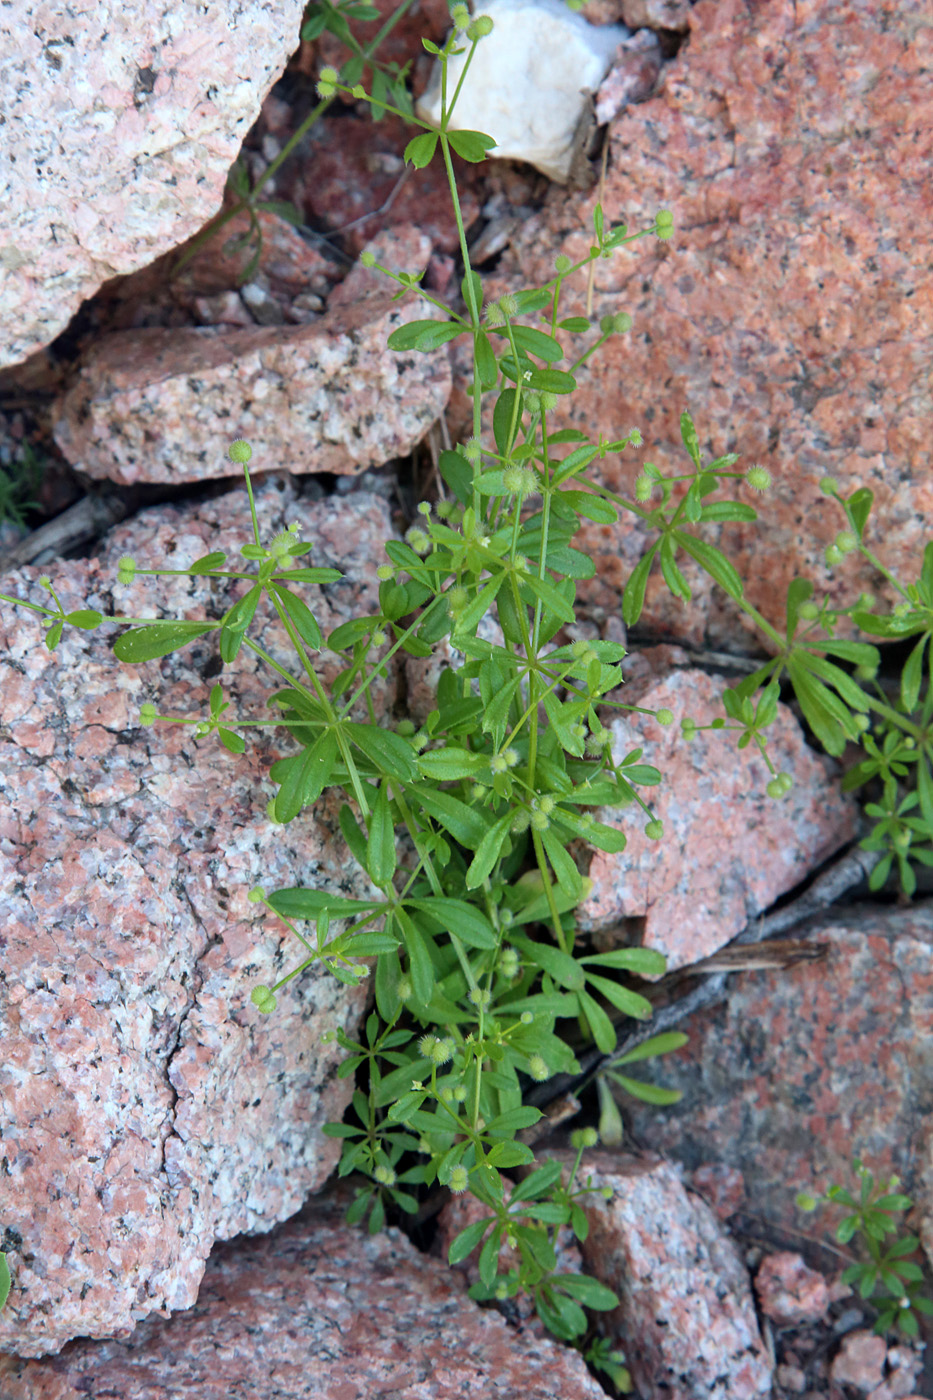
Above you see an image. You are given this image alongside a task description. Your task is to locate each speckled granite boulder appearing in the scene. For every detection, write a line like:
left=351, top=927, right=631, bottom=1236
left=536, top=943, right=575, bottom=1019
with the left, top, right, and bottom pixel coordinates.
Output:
left=0, top=1196, right=608, bottom=1398
left=0, top=479, right=401, bottom=1356
left=618, top=904, right=933, bottom=1275
left=52, top=229, right=451, bottom=486
left=0, top=0, right=306, bottom=370
left=538, top=1150, right=773, bottom=1400
left=475, top=0, right=932, bottom=646
left=579, top=654, right=859, bottom=970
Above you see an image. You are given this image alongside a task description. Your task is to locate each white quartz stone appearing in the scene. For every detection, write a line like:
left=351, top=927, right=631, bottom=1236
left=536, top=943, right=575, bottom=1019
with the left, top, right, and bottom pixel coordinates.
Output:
left=416, top=0, right=628, bottom=183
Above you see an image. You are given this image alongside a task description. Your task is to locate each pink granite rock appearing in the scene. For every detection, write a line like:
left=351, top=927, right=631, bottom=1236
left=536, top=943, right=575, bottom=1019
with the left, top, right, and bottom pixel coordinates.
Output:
left=616, top=0, right=692, bottom=27
left=595, top=28, right=663, bottom=125
left=620, top=905, right=933, bottom=1266
left=0, top=1196, right=608, bottom=1397
left=52, top=230, right=451, bottom=486
left=539, top=1150, right=773, bottom=1400
left=831, top=1331, right=887, bottom=1393
left=480, top=0, right=933, bottom=647
left=754, top=1252, right=831, bottom=1327
left=579, top=662, right=858, bottom=969
left=0, top=479, right=403, bottom=1356
left=0, top=0, right=306, bottom=370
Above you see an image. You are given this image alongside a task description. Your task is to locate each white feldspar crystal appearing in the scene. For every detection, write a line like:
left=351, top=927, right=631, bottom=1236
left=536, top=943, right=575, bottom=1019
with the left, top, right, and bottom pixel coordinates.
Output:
left=416, top=0, right=629, bottom=183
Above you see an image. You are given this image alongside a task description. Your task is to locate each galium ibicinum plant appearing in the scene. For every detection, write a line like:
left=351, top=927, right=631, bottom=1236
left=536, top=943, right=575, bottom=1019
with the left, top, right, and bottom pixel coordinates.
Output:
left=797, top=1162, right=933, bottom=1337
left=2, top=2, right=932, bottom=1352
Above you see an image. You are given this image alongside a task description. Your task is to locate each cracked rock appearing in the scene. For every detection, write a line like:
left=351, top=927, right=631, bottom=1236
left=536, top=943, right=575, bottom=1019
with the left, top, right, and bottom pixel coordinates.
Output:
left=0, top=478, right=402, bottom=1356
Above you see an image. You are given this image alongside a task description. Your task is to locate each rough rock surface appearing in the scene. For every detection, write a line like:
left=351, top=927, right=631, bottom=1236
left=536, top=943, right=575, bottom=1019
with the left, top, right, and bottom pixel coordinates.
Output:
left=594, top=28, right=664, bottom=126
left=540, top=1150, right=773, bottom=1400
left=1, top=0, right=306, bottom=370
left=0, top=479, right=401, bottom=1356
left=481, top=0, right=933, bottom=645
left=417, top=0, right=628, bottom=183
left=620, top=904, right=933, bottom=1273
left=0, top=1196, right=608, bottom=1398
left=579, top=659, right=859, bottom=969
left=52, top=229, right=450, bottom=486
left=754, top=1252, right=831, bottom=1327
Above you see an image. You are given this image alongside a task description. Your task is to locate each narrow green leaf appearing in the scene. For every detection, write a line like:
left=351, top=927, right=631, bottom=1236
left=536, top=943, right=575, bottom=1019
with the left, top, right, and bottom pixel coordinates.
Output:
left=676, top=532, right=743, bottom=601
left=680, top=411, right=702, bottom=469
left=560, top=490, right=617, bottom=523
left=274, top=727, right=338, bottom=822
left=450, top=572, right=505, bottom=639
left=578, top=987, right=617, bottom=1053
left=439, top=449, right=473, bottom=505
left=584, top=971, right=652, bottom=1021
left=417, top=748, right=489, bottom=781
left=493, top=388, right=523, bottom=457
left=659, top=535, right=691, bottom=601
left=511, top=933, right=584, bottom=990
left=614, top=1030, right=688, bottom=1063
left=270, top=584, right=323, bottom=650
left=509, top=325, right=564, bottom=363
left=410, top=897, right=498, bottom=949
left=622, top=543, right=660, bottom=626
left=901, top=634, right=928, bottom=713
left=395, top=906, right=435, bottom=1004
left=113, top=621, right=217, bottom=663
left=555, top=1274, right=618, bottom=1310
left=409, top=785, right=487, bottom=845
left=366, top=784, right=396, bottom=886
left=345, top=722, right=417, bottom=780
left=465, top=811, right=514, bottom=889
left=449, top=1218, right=492, bottom=1265
left=541, top=827, right=583, bottom=899
left=474, top=329, right=498, bottom=388
left=339, top=804, right=369, bottom=869
left=522, top=571, right=576, bottom=625
left=64, top=609, right=103, bottom=630
left=785, top=577, right=814, bottom=643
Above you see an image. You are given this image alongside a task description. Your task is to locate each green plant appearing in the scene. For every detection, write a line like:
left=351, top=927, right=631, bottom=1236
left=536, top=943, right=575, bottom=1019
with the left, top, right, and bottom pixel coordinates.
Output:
left=797, top=1162, right=933, bottom=1336
left=0, top=1253, right=10, bottom=1312
left=0, top=442, right=43, bottom=534
left=2, top=1, right=931, bottom=1367
left=174, top=0, right=419, bottom=284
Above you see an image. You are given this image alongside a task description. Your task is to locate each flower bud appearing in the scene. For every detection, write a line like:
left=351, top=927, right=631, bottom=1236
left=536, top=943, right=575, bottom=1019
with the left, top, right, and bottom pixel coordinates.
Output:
left=628, top=427, right=643, bottom=446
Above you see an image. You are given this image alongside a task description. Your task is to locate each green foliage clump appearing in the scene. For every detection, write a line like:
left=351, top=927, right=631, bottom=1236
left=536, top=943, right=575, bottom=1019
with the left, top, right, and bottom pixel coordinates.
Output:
left=2, top=1, right=932, bottom=1362
left=797, top=1162, right=932, bottom=1336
